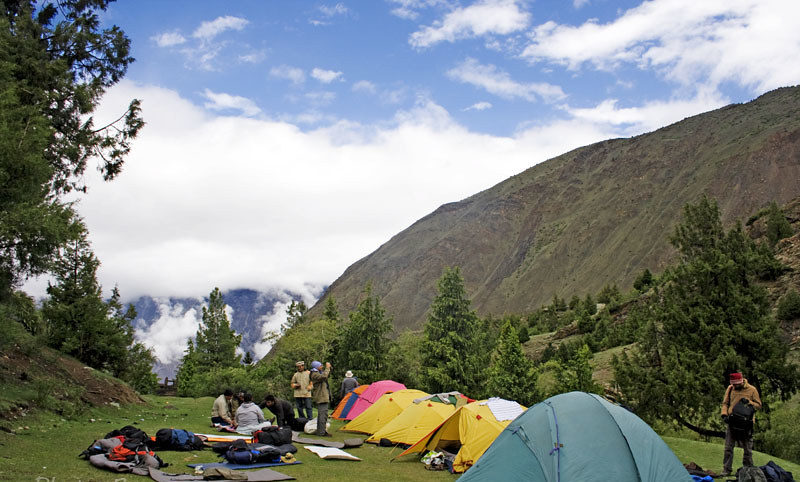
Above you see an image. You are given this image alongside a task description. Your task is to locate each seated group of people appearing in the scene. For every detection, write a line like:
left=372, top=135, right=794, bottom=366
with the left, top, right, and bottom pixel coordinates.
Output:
left=211, top=389, right=296, bottom=434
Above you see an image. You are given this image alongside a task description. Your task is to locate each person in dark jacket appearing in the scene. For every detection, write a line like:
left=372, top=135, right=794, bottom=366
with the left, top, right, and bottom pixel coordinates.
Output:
left=262, top=394, right=296, bottom=428
left=340, top=370, right=358, bottom=399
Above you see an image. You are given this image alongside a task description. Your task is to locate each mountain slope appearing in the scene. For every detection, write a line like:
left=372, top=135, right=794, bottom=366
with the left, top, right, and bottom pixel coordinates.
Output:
left=311, top=86, right=800, bottom=330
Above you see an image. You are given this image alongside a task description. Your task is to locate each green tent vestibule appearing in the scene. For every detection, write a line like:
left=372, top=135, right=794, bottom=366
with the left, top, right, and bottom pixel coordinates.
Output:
left=459, top=391, right=691, bottom=482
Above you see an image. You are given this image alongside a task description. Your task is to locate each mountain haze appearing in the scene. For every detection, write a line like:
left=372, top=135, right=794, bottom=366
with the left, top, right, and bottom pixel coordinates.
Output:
left=310, top=86, right=800, bottom=330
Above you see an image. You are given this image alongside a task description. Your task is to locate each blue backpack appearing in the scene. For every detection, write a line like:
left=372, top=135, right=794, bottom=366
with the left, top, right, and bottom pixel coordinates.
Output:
left=154, top=428, right=204, bottom=451
left=223, top=439, right=281, bottom=465
left=761, top=461, right=795, bottom=482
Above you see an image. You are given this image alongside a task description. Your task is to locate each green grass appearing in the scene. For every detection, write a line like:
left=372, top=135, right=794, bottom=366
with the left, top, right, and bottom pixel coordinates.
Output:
left=665, top=436, right=800, bottom=475
left=0, top=395, right=453, bottom=481
left=2, top=395, right=799, bottom=481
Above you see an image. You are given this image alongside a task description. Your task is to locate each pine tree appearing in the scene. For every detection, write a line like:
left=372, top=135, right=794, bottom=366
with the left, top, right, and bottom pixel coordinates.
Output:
left=553, top=344, right=599, bottom=395
left=322, top=295, right=341, bottom=325
left=613, top=196, right=798, bottom=435
left=283, top=300, right=308, bottom=332
left=1, top=1, right=143, bottom=300
left=335, top=283, right=393, bottom=382
left=484, top=320, right=539, bottom=405
left=765, top=201, right=793, bottom=247
left=194, top=287, right=242, bottom=369
left=41, top=229, right=125, bottom=370
left=421, top=267, right=485, bottom=396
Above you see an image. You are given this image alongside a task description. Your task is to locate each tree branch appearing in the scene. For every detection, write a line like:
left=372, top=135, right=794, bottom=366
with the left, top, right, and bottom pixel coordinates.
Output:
left=674, top=412, right=724, bottom=438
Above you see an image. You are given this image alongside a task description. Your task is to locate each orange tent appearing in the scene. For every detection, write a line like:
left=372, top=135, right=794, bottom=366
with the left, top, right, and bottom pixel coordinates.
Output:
left=332, top=384, right=368, bottom=420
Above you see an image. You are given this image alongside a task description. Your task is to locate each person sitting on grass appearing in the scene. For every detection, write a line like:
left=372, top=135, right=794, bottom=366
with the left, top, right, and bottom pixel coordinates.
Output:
left=262, top=394, right=297, bottom=428
left=234, top=392, right=271, bottom=434
left=211, top=388, right=235, bottom=428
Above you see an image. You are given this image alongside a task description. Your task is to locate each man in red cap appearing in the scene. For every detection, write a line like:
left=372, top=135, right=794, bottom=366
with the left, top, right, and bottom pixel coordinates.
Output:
left=720, top=372, right=762, bottom=476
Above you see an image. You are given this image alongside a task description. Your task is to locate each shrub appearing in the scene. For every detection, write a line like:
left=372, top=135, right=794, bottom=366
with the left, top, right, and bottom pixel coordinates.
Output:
left=777, top=290, right=800, bottom=321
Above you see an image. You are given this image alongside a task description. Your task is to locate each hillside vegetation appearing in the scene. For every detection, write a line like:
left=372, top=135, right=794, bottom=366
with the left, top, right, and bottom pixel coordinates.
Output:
left=311, top=86, right=800, bottom=330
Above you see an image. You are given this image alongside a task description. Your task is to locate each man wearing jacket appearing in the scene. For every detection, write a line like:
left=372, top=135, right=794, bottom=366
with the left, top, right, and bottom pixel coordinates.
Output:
left=310, top=360, right=332, bottom=436
left=720, top=372, right=762, bottom=476
left=291, top=361, right=313, bottom=419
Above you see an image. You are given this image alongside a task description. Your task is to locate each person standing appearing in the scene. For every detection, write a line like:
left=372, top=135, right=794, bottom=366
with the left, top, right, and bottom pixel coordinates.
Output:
left=211, top=388, right=235, bottom=427
left=340, top=370, right=358, bottom=399
left=310, top=360, right=332, bottom=436
left=720, top=372, right=762, bottom=476
left=291, top=361, right=313, bottom=419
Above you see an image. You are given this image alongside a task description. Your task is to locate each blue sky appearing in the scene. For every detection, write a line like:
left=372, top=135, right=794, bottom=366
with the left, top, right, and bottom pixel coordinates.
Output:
left=25, top=0, right=800, bottom=361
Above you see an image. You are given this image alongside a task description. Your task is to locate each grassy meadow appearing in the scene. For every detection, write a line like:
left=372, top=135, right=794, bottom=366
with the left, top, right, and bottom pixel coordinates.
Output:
left=1, top=395, right=799, bottom=481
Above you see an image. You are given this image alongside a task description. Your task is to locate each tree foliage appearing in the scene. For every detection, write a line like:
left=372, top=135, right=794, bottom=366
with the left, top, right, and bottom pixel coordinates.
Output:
left=0, top=0, right=143, bottom=300
left=195, top=287, right=242, bottom=369
left=421, top=267, right=486, bottom=396
left=613, top=196, right=797, bottom=436
left=484, top=320, right=539, bottom=405
left=39, top=229, right=156, bottom=392
left=765, top=201, right=793, bottom=248
left=332, top=283, right=393, bottom=383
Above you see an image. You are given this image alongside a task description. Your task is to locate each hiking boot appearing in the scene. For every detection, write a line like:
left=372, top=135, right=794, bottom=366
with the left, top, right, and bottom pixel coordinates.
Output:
left=317, top=432, right=333, bottom=437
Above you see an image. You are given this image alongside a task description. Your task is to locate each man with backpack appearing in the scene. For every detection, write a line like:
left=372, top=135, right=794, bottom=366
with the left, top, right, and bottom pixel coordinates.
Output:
left=721, top=372, right=762, bottom=476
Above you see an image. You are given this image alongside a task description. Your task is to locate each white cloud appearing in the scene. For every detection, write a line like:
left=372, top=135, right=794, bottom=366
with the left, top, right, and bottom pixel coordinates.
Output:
left=447, top=57, right=566, bottom=102
left=388, top=0, right=450, bottom=20
left=305, top=91, right=337, bottom=105
left=152, top=31, right=186, bottom=47
left=201, top=89, right=262, bottom=117
left=134, top=300, right=201, bottom=365
left=521, top=0, right=800, bottom=92
left=564, top=88, right=728, bottom=134
left=464, top=101, right=493, bottom=111
left=410, top=0, right=530, bottom=48
left=270, top=65, right=306, bottom=84
left=319, top=3, right=349, bottom=17
left=573, top=0, right=590, bottom=8
left=311, top=68, right=344, bottom=84
left=192, top=16, right=249, bottom=42
left=352, top=80, right=377, bottom=94
left=239, top=51, right=266, bottom=64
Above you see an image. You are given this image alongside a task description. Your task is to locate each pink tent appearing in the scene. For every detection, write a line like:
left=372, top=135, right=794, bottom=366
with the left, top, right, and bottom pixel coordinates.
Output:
left=343, top=380, right=407, bottom=420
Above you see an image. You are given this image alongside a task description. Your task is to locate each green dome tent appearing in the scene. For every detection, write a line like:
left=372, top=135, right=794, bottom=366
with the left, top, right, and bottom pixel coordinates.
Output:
left=459, top=392, right=690, bottom=481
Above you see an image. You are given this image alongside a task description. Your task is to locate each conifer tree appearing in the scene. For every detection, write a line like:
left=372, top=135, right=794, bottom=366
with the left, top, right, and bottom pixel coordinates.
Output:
left=613, top=196, right=797, bottom=435
left=335, top=283, right=393, bottom=382
left=1, top=1, right=143, bottom=301
left=421, top=267, right=485, bottom=396
left=765, top=201, right=793, bottom=247
left=484, top=320, right=539, bottom=405
left=283, top=300, right=308, bottom=332
left=194, top=287, right=242, bottom=368
left=42, top=229, right=125, bottom=370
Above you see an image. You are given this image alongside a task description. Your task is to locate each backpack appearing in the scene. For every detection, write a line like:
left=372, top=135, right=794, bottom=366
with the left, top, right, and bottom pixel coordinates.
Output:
left=154, top=428, right=205, bottom=451
left=761, top=461, right=795, bottom=482
left=223, top=439, right=281, bottom=465
left=729, top=400, right=756, bottom=438
left=738, top=466, right=768, bottom=482
left=253, top=426, right=292, bottom=446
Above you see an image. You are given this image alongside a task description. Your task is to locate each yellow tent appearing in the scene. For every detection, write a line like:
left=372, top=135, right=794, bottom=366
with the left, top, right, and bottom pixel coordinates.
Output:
left=366, top=397, right=457, bottom=445
left=396, top=399, right=524, bottom=473
left=341, top=389, right=428, bottom=435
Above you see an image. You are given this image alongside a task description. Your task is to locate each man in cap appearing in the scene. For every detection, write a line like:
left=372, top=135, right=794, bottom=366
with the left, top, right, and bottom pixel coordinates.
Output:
left=720, top=371, right=762, bottom=476
left=310, top=360, right=332, bottom=436
left=291, top=361, right=313, bottom=419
